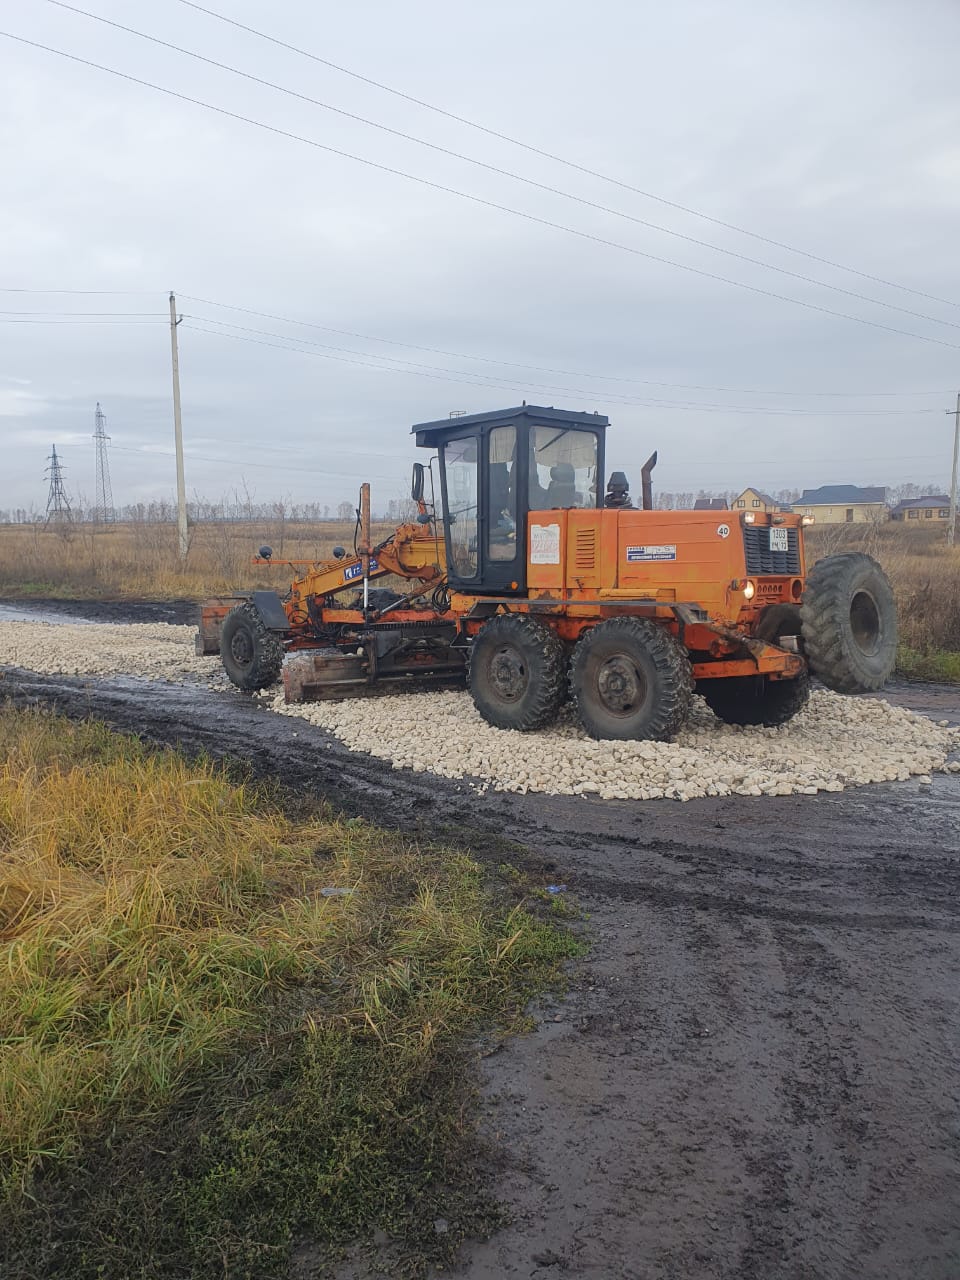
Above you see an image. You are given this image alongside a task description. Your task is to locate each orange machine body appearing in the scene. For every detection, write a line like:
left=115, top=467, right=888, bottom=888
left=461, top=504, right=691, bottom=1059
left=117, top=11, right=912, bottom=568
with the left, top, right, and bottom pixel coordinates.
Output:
left=448, top=508, right=807, bottom=682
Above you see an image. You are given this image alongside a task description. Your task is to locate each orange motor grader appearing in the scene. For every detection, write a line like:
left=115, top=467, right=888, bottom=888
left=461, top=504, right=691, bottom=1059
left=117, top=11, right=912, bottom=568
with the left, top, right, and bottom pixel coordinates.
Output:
left=199, top=405, right=897, bottom=740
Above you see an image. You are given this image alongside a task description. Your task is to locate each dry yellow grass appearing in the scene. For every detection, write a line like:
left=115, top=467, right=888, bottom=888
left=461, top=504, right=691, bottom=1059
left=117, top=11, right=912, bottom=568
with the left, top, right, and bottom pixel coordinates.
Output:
left=0, top=709, right=346, bottom=1190
left=0, top=519, right=397, bottom=599
left=0, top=706, right=578, bottom=1280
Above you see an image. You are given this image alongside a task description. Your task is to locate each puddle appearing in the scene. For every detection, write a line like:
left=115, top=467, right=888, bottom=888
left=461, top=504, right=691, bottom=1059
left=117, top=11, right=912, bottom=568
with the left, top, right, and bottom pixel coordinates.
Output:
left=0, top=605, right=98, bottom=625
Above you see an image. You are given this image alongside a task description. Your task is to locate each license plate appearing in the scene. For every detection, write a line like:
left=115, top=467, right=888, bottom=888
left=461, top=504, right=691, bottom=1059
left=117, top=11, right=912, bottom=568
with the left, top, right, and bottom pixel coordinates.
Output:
left=769, top=527, right=789, bottom=553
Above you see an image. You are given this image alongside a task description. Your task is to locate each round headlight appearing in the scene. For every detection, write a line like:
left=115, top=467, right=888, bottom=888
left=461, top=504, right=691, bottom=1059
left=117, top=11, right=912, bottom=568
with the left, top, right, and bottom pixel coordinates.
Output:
left=801, top=515, right=815, bottom=526
left=743, top=512, right=756, bottom=524
left=743, top=580, right=756, bottom=600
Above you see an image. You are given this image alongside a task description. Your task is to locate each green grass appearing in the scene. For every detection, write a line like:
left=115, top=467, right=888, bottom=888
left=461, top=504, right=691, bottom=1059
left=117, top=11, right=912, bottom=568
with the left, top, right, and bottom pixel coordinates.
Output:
left=896, top=644, right=960, bottom=683
left=0, top=706, right=581, bottom=1279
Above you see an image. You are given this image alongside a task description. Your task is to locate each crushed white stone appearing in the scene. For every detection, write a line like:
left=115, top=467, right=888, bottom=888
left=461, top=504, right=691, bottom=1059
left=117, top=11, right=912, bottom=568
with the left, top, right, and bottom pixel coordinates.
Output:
left=0, top=619, right=957, bottom=802
left=0, top=620, right=224, bottom=683
left=267, top=687, right=960, bottom=802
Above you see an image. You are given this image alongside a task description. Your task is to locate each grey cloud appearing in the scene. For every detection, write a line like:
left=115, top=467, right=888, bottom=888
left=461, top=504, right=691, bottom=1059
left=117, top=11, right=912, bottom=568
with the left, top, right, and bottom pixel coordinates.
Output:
left=2, top=0, right=960, bottom=515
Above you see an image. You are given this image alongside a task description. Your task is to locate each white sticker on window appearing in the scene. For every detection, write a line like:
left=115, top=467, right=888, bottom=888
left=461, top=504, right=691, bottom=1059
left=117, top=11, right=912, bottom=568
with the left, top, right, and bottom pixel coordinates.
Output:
left=530, top=523, right=561, bottom=565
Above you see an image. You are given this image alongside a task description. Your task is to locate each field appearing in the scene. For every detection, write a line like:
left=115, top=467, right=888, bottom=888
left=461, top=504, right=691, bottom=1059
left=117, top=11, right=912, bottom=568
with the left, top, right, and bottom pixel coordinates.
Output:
left=0, top=706, right=577, bottom=1280
left=0, top=515, right=958, bottom=678
left=0, top=519, right=399, bottom=600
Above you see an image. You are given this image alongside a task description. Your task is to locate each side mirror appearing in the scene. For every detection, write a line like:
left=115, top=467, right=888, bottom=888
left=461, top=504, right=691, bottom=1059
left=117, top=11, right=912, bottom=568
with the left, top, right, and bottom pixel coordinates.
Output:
left=411, top=462, right=425, bottom=503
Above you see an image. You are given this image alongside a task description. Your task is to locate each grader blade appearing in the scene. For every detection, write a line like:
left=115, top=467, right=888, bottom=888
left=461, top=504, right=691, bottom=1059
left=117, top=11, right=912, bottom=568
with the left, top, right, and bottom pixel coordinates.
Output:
left=282, top=643, right=467, bottom=704
left=282, top=650, right=368, bottom=703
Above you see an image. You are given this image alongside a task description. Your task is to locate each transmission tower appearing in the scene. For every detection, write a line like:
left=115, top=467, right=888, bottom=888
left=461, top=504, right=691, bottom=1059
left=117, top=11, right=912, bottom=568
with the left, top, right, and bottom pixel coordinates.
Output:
left=45, top=445, right=72, bottom=522
left=93, top=401, right=114, bottom=523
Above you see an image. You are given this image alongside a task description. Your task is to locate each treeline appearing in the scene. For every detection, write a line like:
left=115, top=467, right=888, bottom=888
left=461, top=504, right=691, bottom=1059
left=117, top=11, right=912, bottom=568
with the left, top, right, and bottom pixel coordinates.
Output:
left=1, top=496, right=420, bottom=525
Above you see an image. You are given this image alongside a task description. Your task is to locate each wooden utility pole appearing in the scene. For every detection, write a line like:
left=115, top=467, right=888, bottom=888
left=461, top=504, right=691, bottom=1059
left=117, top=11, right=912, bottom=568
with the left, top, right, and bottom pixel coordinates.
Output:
left=169, top=291, right=189, bottom=560
left=948, top=392, right=959, bottom=548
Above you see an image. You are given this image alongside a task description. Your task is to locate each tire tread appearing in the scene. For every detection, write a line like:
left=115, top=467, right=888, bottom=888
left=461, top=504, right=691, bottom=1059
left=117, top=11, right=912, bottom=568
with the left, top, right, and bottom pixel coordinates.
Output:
left=468, top=613, right=565, bottom=731
left=570, top=617, right=693, bottom=741
left=220, top=601, right=284, bottom=690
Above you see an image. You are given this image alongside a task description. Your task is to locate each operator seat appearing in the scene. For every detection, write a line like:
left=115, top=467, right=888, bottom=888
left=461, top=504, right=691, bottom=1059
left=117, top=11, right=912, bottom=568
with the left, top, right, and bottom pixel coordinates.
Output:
left=547, top=463, right=577, bottom=508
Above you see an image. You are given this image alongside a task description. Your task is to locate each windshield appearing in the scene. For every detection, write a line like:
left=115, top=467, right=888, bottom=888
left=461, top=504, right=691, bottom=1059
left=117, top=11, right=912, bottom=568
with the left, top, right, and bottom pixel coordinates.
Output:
left=529, top=427, right=599, bottom=510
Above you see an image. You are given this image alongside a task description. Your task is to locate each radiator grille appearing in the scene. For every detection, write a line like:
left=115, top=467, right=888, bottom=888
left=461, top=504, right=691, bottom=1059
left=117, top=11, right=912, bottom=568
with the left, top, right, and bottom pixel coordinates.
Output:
left=574, top=526, right=598, bottom=570
left=742, top=525, right=801, bottom=575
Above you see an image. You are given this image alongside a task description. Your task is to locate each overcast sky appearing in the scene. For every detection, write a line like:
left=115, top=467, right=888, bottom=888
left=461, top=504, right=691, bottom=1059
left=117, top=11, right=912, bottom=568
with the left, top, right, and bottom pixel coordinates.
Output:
left=3, top=0, right=960, bottom=514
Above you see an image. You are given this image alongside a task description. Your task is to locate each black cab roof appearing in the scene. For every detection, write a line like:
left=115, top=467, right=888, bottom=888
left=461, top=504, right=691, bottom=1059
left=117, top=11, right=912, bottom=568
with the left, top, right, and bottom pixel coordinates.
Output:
left=412, top=404, right=609, bottom=448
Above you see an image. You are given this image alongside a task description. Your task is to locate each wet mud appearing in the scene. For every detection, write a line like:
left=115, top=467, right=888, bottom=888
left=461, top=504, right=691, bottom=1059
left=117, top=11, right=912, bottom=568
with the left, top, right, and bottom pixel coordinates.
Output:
left=0, top=597, right=199, bottom=626
left=2, top=646, right=959, bottom=1278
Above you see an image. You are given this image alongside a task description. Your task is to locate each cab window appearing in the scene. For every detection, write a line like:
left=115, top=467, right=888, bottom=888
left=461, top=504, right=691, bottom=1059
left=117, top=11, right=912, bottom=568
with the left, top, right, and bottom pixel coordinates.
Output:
left=443, top=435, right=478, bottom=577
left=528, top=428, right=598, bottom=510
left=487, top=425, right=517, bottom=561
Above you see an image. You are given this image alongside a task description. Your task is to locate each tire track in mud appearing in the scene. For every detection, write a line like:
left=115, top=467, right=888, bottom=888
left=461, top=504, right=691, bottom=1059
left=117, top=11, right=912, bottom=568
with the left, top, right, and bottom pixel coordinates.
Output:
left=2, top=666, right=959, bottom=1279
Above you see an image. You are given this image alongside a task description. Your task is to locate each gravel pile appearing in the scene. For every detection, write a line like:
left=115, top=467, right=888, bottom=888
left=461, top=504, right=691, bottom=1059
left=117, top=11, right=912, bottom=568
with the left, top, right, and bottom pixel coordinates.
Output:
left=0, top=620, right=222, bottom=682
left=269, top=687, right=960, bottom=802
left=0, top=619, right=956, bottom=801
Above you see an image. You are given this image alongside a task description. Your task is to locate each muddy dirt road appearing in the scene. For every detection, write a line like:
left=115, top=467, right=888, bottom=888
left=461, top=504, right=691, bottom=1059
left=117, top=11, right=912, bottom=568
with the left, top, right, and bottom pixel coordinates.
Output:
left=3, top=647, right=959, bottom=1279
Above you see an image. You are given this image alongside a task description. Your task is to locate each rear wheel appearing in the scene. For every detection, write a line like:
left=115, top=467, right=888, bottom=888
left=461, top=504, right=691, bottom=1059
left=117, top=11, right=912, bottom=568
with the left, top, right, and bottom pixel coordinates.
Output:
left=801, top=553, right=897, bottom=693
left=468, top=613, right=566, bottom=730
left=570, top=617, right=693, bottom=741
left=220, top=601, right=284, bottom=690
left=698, top=671, right=810, bottom=727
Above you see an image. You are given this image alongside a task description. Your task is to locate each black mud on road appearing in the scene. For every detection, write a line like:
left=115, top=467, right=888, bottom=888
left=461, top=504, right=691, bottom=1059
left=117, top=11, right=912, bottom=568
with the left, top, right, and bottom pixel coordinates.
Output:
left=0, top=597, right=199, bottom=626
left=3, top=666, right=959, bottom=1280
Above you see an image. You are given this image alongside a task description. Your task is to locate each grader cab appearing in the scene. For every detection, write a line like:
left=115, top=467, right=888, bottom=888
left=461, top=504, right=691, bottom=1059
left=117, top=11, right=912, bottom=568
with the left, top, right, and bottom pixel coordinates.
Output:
left=200, top=405, right=897, bottom=741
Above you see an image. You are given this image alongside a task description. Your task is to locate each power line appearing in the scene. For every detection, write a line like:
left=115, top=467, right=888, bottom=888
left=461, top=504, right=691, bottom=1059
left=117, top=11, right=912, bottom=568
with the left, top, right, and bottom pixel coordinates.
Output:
left=173, top=0, right=960, bottom=313
left=6, top=28, right=960, bottom=353
left=108, top=443, right=401, bottom=483
left=45, top=1, right=960, bottom=334
left=181, top=294, right=951, bottom=398
left=0, top=287, right=157, bottom=295
left=1, top=280, right=950, bottom=398
left=0, top=317, right=163, bottom=324
left=107, top=442, right=950, bottom=482
left=183, top=316, right=947, bottom=414
left=0, top=308, right=163, bottom=316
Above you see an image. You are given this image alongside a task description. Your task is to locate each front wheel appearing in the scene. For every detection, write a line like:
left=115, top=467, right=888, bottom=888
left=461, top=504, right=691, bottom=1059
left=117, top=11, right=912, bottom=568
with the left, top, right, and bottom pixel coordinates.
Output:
left=801, top=553, right=897, bottom=693
left=569, top=617, right=693, bottom=741
left=468, top=613, right=566, bottom=730
left=220, top=601, right=284, bottom=690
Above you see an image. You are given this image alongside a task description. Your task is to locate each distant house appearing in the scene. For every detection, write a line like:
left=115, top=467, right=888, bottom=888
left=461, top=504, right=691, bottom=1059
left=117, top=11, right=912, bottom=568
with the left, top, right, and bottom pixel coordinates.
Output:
left=733, top=487, right=780, bottom=513
left=890, top=495, right=952, bottom=522
left=693, top=497, right=728, bottom=511
left=795, top=484, right=887, bottom=524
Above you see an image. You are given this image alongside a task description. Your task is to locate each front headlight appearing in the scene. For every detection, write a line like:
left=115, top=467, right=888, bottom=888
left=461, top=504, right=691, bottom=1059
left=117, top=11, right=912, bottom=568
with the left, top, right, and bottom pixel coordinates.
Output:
left=801, top=515, right=815, bottom=526
left=743, top=580, right=756, bottom=600
left=743, top=512, right=756, bottom=524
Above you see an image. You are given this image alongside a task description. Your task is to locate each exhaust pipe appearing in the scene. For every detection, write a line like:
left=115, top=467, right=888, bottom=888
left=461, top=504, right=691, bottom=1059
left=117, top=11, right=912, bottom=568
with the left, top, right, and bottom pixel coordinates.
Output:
left=641, top=451, right=658, bottom=511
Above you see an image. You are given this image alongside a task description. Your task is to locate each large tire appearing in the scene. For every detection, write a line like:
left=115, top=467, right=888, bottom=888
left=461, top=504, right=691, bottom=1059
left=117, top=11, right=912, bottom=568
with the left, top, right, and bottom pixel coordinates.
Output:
left=801, top=553, right=897, bottom=693
left=570, top=617, right=693, bottom=741
left=699, top=671, right=810, bottom=727
left=220, top=601, right=284, bottom=690
left=468, top=613, right=566, bottom=731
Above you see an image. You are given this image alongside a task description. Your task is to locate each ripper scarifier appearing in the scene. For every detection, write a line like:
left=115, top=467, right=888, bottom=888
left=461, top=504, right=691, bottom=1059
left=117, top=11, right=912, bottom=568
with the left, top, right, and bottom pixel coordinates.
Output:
left=199, top=405, right=897, bottom=740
